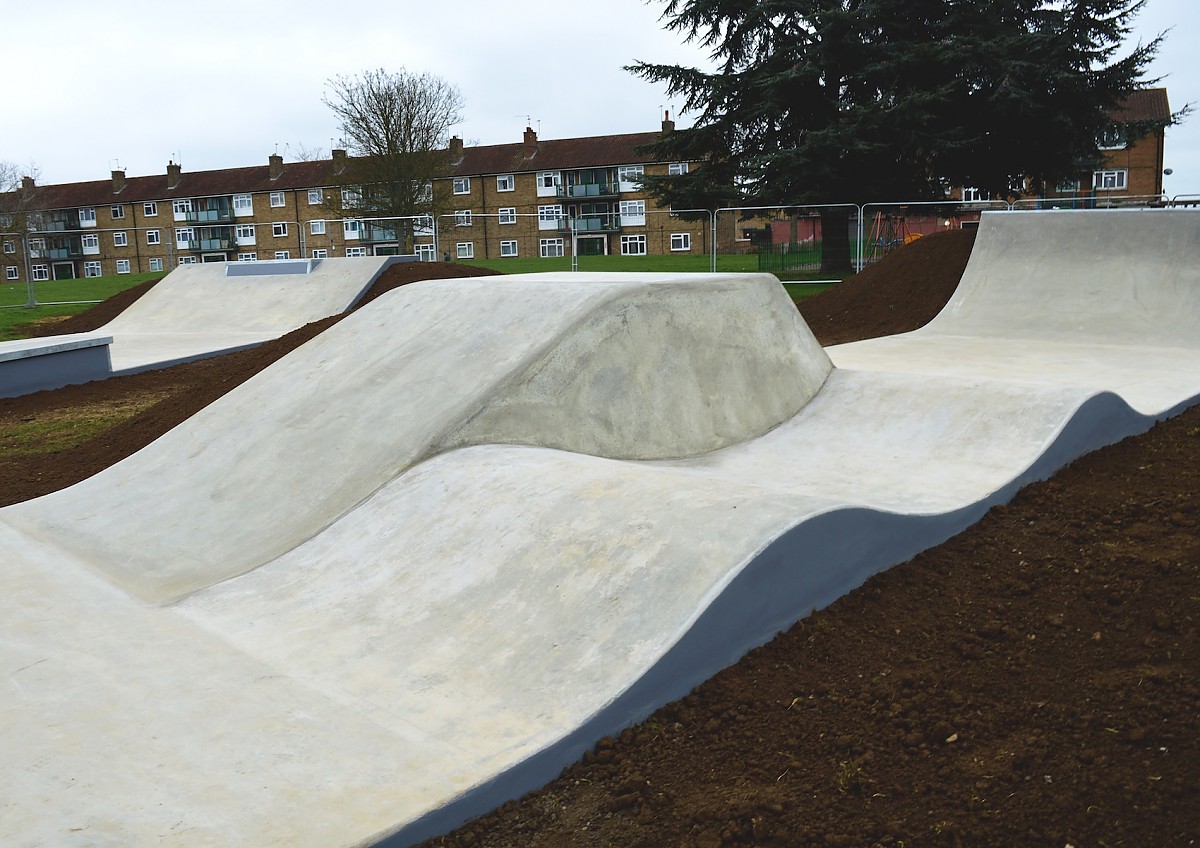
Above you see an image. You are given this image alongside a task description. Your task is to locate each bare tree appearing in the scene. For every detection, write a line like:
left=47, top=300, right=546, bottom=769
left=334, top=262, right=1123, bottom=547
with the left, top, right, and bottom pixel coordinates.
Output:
left=322, top=68, right=464, bottom=247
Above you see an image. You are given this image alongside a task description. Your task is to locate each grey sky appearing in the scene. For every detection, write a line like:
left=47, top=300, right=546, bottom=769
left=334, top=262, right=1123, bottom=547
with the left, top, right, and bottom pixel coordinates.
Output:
left=6, top=0, right=1196, bottom=197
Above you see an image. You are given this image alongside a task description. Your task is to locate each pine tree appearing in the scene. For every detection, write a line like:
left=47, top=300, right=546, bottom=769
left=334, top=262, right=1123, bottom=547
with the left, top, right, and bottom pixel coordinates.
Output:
left=629, top=0, right=1173, bottom=268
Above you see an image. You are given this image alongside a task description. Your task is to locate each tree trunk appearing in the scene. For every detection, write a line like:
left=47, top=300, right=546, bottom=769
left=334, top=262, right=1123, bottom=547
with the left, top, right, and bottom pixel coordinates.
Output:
left=820, top=208, right=853, bottom=272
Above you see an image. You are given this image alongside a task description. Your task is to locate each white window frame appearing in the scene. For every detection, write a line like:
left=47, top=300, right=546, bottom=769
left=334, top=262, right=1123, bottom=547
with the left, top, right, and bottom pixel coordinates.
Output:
left=111, top=205, right=126, bottom=220
left=143, top=201, right=158, bottom=217
left=83, top=261, right=102, bottom=277
left=617, top=165, right=645, bottom=191
left=148, top=257, right=163, bottom=272
left=3, top=240, right=13, bottom=254
left=621, top=234, right=647, bottom=256
left=343, top=219, right=360, bottom=239
left=670, top=232, right=691, bottom=251
left=233, top=194, right=253, bottom=216
left=272, top=222, right=288, bottom=237
left=496, top=174, right=515, bottom=192
left=310, top=219, right=326, bottom=235
left=310, top=248, right=328, bottom=258
left=415, top=243, right=437, bottom=261
left=173, top=198, right=193, bottom=220
left=341, top=187, right=362, bottom=207
left=237, top=253, right=257, bottom=262
left=619, top=200, right=646, bottom=226
left=81, top=233, right=101, bottom=254
left=116, top=259, right=131, bottom=274
left=78, top=207, right=97, bottom=227
left=1057, top=178, right=1082, bottom=192
left=536, top=171, right=561, bottom=197
left=235, top=224, right=256, bottom=244
left=455, top=210, right=473, bottom=227
left=113, top=231, right=128, bottom=247
left=453, top=177, right=471, bottom=195
left=961, top=187, right=988, bottom=202
left=1093, top=169, right=1128, bottom=190
left=538, top=204, right=563, bottom=230
left=539, top=238, right=564, bottom=258
left=1096, top=126, right=1128, bottom=150
left=274, top=251, right=291, bottom=260
left=498, top=207, right=517, bottom=225
left=668, top=162, right=689, bottom=175
left=32, top=264, right=50, bottom=281
left=269, top=191, right=286, bottom=208
left=6, top=265, right=20, bottom=280
left=175, top=227, right=195, bottom=248
left=500, top=239, right=518, bottom=257
left=345, top=246, right=368, bottom=257
left=178, top=256, right=198, bottom=265
left=308, top=188, right=324, bottom=205
left=456, top=241, right=474, bottom=259
left=414, top=214, right=434, bottom=236
left=146, top=229, right=161, bottom=245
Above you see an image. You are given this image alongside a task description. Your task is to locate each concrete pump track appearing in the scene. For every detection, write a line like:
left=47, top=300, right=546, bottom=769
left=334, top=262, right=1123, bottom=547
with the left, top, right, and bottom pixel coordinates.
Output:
left=1, top=209, right=1198, bottom=846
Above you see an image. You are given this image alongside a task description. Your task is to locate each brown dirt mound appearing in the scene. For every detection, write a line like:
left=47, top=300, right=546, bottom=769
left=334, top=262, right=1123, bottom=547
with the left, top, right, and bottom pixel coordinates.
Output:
left=799, top=228, right=977, bottom=345
left=2, top=245, right=1196, bottom=846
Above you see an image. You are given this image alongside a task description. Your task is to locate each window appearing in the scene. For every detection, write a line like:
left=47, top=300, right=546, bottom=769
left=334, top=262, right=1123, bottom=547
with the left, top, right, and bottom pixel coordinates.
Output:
left=621, top=234, right=647, bottom=256
left=453, top=177, right=471, bottom=195
left=274, top=251, right=291, bottom=260
left=3, top=241, right=13, bottom=254
left=1093, top=169, right=1128, bottom=190
left=6, top=266, right=18, bottom=280
left=618, top=165, right=645, bottom=190
left=113, top=231, right=128, bottom=247
left=1096, top=125, right=1128, bottom=150
left=144, top=201, right=158, bottom=217
left=668, top=162, right=689, bottom=175
left=173, top=199, right=193, bottom=219
left=149, top=257, right=163, bottom=272
left=84, top=261, right=102, bottom=277
left=272, top=222, right=288, bottom=237
left=345, top=246, right=368, bottom=257
left=414, top=214, right=434, bottom=235
left=29, top=237, right=45, bottom=256
left=237, top=253, right=257, bottom=261
left=78, top=207, right=97, bottom=226
left=341, top=187, right=362, bottom=206
left=538, top=204, right=563, bottom=230
left=111, top=205, right=126, bottom=220
left=537, top=171, right=561, bottom=197
left=343, top=219, right=360, bottom=239
left=1056, top=178, right=1082, bottom=192
left=496, top=174, right=515, bottom=192
left=32, top=264, right=50, bottom=281
left=670, top=232, right=691, bottom=251
left=454, top=210, right=473, bottom=227
left=415, top=243, right=437, bottom=261
left=270, top=191, right=286, bottom=208
left=81, top=233, right=100, bottom=254
left=619, top=200, right=646, bottom=226
left=116, top=259, right=131, bottom=274
left=500, top=240, right=518, bottom=257
left=539, top=238, right=564, bottom=258
left=235, top=224, right=256, bottom=244
left=308, top=188, right=324, bottom=205
left=233, top=194, right=253, bottom=215
left=961, top=187, right=989, bottom=202
left=310, top=248, right=328, bottom=258
left=310, top=219, right=326, bottom=235
left=146, top=229, right=161, bottom=245
left=178, top=256, right=198, bottom=265
left=175, top=227, right=195, bottom=248
left=455, top=242, right=475, bottom=259
left=498, top=207, right=517, bottom=225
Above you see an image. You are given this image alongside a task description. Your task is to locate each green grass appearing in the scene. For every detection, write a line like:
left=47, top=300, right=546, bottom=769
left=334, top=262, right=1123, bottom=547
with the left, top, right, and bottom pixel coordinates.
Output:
left=461, top=252, right=854, bottom=281
left=0, top=273, right=158, bottom=341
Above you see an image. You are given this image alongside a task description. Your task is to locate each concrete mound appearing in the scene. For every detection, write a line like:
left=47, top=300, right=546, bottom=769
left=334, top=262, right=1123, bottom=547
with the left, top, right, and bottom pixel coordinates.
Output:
left=2, top=211, right=1199, bottom=847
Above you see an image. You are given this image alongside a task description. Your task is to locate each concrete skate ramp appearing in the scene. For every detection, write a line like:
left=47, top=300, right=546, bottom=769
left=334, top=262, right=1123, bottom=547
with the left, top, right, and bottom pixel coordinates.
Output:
left=3, top=212, right=1200, bottom=847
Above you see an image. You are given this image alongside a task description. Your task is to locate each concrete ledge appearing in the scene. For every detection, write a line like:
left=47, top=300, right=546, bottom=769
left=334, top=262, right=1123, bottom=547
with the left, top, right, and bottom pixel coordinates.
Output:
left=0, top=334, right=112, bottom=397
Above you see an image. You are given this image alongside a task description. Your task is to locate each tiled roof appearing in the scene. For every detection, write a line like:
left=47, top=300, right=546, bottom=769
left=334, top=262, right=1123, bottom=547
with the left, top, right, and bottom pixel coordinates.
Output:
left=451, top=131, right=663, bottom=176
left=1111, top=87, right=1171, bottom=123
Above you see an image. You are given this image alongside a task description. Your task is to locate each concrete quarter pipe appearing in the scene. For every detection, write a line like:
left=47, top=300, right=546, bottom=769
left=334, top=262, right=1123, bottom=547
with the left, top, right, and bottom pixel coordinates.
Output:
left=1, top=209, right=1197, bottom=846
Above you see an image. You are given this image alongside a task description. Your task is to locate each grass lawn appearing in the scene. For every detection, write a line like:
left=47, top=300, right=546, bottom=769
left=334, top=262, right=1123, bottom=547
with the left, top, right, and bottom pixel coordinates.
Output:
left=0, top=273, right=158, bottom=341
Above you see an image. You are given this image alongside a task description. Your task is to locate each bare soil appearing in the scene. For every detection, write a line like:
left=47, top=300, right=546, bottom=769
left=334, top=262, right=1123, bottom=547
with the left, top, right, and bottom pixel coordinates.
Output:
left=1, top=238, right=1196, bottom=847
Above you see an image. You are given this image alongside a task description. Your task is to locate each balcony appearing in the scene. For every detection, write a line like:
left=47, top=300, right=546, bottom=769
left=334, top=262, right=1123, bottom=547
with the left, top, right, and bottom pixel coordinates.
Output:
left=558, top=214, right=621, bottom=233
left=184, top=237, right=237, bottom=251
left=362, top=222, right=400, bottom=243
left=557, top=183, right=620, bottom=200
left=184, top=207, right=236, bottom=224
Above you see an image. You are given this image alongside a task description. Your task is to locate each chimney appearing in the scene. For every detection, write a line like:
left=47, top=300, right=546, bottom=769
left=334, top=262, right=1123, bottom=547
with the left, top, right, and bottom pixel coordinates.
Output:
left=448, top=135, right=464, bottom=161
left=21, top=176, right=35, bottom=190
left=167, top=161, right=182, bottom=189
left=269, top=153, right=284, bottom=180
left=662, top=109, right=675, bottom=133
left=331, top=148, right=347, bottom=175
left=523, top=126, right=538, bottom=157
left=112, top=169, right=127, bottom=194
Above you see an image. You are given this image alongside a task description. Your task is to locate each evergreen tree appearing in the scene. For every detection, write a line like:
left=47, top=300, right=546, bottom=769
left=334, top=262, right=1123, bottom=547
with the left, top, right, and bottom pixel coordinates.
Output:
left=629, top=0, right=1173, bottom=268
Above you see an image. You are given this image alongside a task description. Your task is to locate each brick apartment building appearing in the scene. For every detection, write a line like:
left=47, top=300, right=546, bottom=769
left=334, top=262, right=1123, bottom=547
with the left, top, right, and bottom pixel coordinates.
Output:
left=1, top=115, right=710, bottom=283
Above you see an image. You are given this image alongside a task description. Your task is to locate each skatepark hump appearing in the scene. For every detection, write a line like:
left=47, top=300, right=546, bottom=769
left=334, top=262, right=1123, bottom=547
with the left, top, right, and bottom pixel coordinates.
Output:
left=1, top=209, right=1198, bottom=847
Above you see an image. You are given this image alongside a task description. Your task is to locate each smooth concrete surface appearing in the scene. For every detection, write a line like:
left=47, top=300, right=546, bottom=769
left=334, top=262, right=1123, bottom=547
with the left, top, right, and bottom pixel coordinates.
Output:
left=2, top=211, right=1199, bottom=847
left=0, top=333, right=112, bottom=397
left=0, top=256, right=401, bottom=396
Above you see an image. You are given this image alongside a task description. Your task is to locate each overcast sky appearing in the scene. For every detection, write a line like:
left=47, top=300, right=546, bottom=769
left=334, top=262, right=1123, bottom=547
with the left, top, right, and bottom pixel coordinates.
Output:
left=6, top=0, right=1197, bottom=197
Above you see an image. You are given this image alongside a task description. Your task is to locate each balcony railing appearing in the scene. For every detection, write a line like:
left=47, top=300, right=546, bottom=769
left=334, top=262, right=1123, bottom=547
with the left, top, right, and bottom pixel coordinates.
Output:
left=558, top=214, right=621, bottom=233
left=184, top=207, right=236, bottom=224
left=363, top=223, right=399, bottom=242
left=184, top=237, right=237, bottom=251
left=557, top=182, right=620, bottom=200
